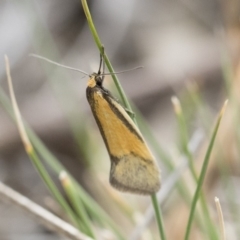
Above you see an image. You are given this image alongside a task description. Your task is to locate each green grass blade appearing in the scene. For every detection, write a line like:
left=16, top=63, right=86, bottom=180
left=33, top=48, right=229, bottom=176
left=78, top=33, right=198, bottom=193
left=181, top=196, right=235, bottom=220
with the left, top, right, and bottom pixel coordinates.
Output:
left=172, top=96, right=219, bottom=239
left=81, top=0, right=134, bottom=117
left=184, top=100, right=228, bottom=240
left=60, top=172, right=96, bottom=239
left=5, top=57, right=82, bottom=229
left=0, top=87, right=125, bottom=240
left=151, top=194, right=166, bottom=240
left=81, top=1, right=167, bottom=239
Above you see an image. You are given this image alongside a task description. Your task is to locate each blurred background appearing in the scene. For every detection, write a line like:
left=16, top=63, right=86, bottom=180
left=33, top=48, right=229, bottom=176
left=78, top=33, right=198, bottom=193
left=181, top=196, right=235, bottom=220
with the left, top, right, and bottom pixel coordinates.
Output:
left=0, top=0, right=240, bottom=239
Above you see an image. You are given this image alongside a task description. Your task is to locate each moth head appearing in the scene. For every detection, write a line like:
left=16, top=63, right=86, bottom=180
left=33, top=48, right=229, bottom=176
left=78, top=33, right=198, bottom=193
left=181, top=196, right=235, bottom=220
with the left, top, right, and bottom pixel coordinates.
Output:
left=87, top=73, right=104, bottom=88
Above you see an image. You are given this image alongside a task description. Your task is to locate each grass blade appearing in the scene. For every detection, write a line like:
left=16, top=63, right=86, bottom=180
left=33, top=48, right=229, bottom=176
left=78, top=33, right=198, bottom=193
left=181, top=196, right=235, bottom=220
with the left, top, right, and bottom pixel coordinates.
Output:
left=172, top=96, right=219, bottom=239
left=184, top=100, right=228, bottom=240
left=5, top=55, right=82, bottom=229
left=81, top=1, right=167, bottom=239
left=60, top=172, right=96, bottom=239
left=215, top=197, right=226, bottom=240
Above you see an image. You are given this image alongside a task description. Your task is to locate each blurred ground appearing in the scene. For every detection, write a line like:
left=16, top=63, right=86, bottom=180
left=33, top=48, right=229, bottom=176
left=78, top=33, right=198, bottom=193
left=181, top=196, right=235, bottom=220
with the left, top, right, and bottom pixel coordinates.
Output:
left=0, top=0, right=240, bottom=239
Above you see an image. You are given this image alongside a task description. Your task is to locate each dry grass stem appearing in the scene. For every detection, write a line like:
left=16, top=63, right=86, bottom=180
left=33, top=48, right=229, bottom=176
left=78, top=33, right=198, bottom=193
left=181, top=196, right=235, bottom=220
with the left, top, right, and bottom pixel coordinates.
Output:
left=0, top=182, right=93, bottom=240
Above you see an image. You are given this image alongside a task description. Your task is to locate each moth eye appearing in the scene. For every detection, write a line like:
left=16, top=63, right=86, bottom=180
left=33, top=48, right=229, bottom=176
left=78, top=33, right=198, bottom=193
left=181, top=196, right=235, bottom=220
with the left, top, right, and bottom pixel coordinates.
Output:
left=96, top=76, right=103, bottom=84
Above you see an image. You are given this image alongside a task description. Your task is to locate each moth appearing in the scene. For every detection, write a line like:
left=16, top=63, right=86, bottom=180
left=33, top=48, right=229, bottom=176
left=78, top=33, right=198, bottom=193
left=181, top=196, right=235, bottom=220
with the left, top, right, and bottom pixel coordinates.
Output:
left=31, top=53, right=161, bottom=195
left=86, top=56, right=160, bottom=195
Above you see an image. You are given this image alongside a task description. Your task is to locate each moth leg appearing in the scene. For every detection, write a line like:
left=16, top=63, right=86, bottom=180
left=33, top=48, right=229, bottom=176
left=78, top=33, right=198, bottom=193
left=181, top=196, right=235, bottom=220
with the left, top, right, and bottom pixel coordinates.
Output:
left=125, top=108, right=135, bottom=119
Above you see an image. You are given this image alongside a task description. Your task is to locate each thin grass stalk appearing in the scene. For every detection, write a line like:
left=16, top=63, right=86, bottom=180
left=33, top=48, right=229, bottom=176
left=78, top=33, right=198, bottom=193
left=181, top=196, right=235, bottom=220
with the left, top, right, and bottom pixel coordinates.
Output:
left=60, top=172, right=96, bottom=239
left=184, top=100, right=228, bottom=240
left=81, top=0, right=134, bottom=120
left=0, top=182, right=93, bottom=240
left=151, top=194, right=166, bottom=240
left=29, top=151, right=83, bottom=230
left=172, top=96, right=218, bottom=239
left=215, top=197, right=226, bottom=240
left=81, top=1, right=166, bottom=239
left=172, top=96, right=197, bottom=178
left=5, top=56, right=82, bottom=229
left=186, top=82, right=212, bottom=131
left=0, top=87, right=125, bottom=240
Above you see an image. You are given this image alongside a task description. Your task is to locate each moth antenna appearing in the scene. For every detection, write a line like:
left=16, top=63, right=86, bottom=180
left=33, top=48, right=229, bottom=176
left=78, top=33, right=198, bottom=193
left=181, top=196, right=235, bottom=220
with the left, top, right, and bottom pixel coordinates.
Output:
left=100, top=66, right=143, bottom=76
left=29, top=54, right=89, bottom=76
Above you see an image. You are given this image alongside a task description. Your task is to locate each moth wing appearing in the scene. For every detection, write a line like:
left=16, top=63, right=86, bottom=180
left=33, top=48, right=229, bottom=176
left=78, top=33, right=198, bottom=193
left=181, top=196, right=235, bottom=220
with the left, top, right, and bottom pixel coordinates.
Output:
left=88, top=88, right=160, bottom=194
left=110, top=154, right=160, bottom=195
